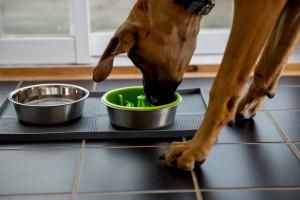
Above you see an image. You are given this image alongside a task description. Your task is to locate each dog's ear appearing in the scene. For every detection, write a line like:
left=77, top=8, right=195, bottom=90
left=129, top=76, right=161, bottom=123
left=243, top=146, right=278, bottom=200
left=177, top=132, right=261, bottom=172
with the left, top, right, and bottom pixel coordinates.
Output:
left=93, top=24, right=136, bottom=82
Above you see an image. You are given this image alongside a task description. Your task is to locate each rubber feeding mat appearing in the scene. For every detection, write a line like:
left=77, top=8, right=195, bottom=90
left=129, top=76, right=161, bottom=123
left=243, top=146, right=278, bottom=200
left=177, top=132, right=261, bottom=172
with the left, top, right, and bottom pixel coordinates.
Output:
left=0, top=88, right=206, bottom=141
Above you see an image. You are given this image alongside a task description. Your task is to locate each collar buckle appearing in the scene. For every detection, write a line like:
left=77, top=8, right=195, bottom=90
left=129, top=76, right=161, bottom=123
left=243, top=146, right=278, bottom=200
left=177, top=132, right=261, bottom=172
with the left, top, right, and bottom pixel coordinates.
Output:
left=175, top=0, right=215, bottom=16
left=197, top=0, right=215, bottom=15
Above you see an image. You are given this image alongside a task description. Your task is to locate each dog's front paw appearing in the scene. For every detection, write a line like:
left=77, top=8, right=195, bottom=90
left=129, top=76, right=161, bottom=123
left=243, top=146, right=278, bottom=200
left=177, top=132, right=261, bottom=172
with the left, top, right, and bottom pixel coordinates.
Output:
left=162, top=141, right=206, bottom=171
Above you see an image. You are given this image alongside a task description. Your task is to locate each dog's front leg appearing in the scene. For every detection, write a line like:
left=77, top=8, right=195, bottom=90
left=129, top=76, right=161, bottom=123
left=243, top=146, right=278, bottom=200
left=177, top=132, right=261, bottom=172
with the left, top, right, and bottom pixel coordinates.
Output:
left=164, top=0, right=287, bottom=171
left=236, top=0, right=300, bottom=121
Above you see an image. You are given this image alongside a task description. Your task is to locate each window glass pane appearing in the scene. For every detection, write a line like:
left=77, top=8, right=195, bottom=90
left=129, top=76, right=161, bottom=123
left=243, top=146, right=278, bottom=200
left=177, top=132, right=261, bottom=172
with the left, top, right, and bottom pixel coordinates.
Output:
left=91, top=0, right=135, bottom=32
left=201, top=0, right=233, bottom=28
left=90, top=0, right=232, bottom=32
left=0, top=0, right=70, bottom=37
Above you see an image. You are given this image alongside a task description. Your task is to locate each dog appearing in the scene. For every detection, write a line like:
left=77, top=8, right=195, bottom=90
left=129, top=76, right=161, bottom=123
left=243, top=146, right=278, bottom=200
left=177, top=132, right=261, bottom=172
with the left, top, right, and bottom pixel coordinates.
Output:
left=93, top=0, right=300, bottom=171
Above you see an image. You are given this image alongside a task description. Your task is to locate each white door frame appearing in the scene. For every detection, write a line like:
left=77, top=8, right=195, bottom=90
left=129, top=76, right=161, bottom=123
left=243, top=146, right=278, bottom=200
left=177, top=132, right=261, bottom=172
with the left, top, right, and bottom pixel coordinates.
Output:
left=0, top=0, right=91, bottom=65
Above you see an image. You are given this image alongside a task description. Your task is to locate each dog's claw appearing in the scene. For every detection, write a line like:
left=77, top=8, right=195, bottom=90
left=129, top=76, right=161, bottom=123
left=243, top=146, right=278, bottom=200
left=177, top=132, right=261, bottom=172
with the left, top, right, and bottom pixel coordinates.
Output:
left=267, top=92, right=275, bottom=99
left=227, top=120, right=235, bottom=126
left=160, top=153, right=179, bottom=168
left=235, top=113, right=246, bottom=122
left=162, top=140, right=208, bottom=171
left=235, top=113, right=256, bottom=122
left=196, top=159, right=206, bottom=166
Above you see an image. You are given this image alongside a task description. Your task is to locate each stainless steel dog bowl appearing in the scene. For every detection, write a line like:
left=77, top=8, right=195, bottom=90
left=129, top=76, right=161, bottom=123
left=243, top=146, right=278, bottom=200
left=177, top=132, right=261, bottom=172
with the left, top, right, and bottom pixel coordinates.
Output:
left=9, top=84, right=89, bottom=125
left=102, top=86, right=182, bottom=129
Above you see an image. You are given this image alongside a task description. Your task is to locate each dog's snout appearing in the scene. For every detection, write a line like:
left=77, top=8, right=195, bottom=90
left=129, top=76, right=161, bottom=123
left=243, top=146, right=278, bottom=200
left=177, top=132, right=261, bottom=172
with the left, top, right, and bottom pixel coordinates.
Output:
left=150, top=96, right=158, bottom=105
left=143, top=79, right=182, bottom=105
left=144, top=90, right=173, bottom=105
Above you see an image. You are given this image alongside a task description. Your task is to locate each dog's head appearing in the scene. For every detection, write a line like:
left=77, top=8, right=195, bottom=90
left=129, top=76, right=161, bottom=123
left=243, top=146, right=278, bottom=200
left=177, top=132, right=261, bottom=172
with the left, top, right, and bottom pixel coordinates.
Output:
left=93, top=0, right=202, bottom=105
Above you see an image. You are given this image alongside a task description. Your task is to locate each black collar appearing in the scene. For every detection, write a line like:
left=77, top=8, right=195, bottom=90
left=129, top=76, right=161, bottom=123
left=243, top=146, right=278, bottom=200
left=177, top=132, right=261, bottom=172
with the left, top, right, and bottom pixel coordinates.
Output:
left=173, top=0, right=215, bottom=15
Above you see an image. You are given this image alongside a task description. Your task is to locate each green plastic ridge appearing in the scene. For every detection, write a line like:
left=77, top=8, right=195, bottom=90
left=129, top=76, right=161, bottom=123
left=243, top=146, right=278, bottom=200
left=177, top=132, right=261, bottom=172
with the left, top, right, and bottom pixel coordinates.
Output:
left=102, top=86, right=182, bottom=111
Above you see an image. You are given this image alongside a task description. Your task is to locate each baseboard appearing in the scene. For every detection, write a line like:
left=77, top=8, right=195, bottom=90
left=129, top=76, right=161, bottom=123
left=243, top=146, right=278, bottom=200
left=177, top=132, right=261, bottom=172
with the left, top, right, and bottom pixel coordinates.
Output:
left=0, top=64, right=299, bottom=81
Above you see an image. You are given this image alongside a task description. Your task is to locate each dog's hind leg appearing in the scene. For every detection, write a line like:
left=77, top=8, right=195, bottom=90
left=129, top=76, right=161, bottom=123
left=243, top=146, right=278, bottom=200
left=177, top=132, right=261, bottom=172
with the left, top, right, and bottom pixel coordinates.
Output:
left=164, top=0, right=287, bottom=171
left=236, top=0, right=300, bottom=121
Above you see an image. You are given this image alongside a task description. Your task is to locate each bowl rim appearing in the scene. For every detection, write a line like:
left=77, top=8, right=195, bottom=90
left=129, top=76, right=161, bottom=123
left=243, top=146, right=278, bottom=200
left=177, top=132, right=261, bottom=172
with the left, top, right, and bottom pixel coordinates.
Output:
left=8, top=83, right=90, bottom=107
left=101, top=86, right=182, bottom=111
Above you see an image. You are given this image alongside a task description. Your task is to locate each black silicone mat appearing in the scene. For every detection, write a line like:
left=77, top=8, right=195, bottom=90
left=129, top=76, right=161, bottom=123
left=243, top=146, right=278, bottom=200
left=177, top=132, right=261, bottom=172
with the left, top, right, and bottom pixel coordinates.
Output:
left=0, top=88, right=206, bottom=141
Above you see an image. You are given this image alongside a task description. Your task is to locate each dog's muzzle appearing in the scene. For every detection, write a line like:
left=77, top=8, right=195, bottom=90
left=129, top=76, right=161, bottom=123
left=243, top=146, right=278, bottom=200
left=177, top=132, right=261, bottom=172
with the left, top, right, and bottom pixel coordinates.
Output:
left=143, top=79, right=182, bottom=105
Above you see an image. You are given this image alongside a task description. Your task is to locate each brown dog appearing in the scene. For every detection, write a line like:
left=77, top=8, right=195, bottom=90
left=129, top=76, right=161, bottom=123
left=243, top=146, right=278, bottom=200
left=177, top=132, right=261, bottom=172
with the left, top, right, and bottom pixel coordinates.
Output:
left=93, top=0, right=300, bottom=171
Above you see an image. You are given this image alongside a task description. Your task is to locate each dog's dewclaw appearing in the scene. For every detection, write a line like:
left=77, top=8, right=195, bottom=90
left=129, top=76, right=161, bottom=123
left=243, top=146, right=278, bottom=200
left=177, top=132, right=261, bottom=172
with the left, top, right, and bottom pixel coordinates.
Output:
left=118, top=94, right=124, bottom=106
left=137, top=95, right=146, bottom=107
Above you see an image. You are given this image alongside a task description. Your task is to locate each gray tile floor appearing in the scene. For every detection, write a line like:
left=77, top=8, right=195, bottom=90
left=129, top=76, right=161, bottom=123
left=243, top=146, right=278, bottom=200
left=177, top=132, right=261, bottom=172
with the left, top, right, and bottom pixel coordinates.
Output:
left=0, top=148, right=80, bottom=195
left=0, top=78, right=300, bottom=200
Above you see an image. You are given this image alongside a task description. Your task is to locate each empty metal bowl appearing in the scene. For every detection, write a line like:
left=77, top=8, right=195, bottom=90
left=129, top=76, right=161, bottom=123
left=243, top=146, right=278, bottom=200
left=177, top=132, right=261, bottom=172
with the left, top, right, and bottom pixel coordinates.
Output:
left=9, top=83, right=89, bottom=125
left=102, top=86, right=182, bottom=129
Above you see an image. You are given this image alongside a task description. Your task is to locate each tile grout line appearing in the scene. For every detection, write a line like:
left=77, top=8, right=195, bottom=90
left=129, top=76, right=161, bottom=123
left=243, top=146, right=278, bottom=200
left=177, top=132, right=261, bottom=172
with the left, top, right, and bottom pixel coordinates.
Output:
left=0, top=146, right=83, bottom=151
left=71, top=140, right=86, bottom=200
left=15, top=81, right=23, bottom=89
left=263, top=109, right=300, bottom=160
left=290, top=142, right=300, bottom=160
left=289, top=142, right=300, bottom=159
left=83, top=141, right=288, bottom=150
left=92, top=82, right=97, bottom=92
left=75, top=187, right=300, bottom=197
left=85, top=143, right=250, bottom=150
left=191, top=170, right=204, bottom=200
left=86, top=144, right=170, bottom=149
left=262, top=108, right=300, bottom=112
left=0, top=144, right=170, bottom=151
left=247, top=82, right=300, bottom=159
left=0, top=141, right=290, bottom=151
left=198, top=186, right=300, bottom=192
left=0, top=193, right=71, bottom=198
left=2, top=186, right=300, bottom=198
left=1, top=141, right=290, bottom=152
left=77, top=189, right=196, bottom=196
left=80, top=186, right=300, bottom=194
left=215, top=141, right=287, bottom=145
left=183, top=137, right=204, bottom=200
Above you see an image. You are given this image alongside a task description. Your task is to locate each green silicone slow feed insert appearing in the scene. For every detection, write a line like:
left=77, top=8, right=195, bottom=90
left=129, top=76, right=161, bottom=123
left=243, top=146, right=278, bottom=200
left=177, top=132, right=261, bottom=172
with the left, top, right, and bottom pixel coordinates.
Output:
left=137, top=95, right=146, bottom=107
left=118, top=94, right=148, bottom=108
left=102, top=86, right=182, bottom=111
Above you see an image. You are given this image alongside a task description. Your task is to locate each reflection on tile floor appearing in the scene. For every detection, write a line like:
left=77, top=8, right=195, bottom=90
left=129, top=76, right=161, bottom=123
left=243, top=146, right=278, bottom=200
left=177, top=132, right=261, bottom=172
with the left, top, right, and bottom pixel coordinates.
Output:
left=217, top=112, right=283, bottom=143
left=264, top=87, right=300, bottom=110
left=196, top=144, right=300, bottom=188
left=78, top=147, right=194, bottom=193
left=269, top=111, right=300, bottom=142
left=0, top=77, right=299, bottom=200
left=0, top=149, right=80, bottom=195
